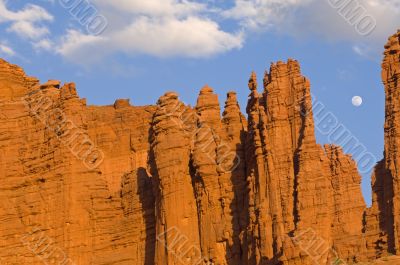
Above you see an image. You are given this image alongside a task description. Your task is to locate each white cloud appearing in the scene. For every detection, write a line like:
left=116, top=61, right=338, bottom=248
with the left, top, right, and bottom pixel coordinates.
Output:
left=0, top=1, right=53, bottom=41
left=56, top=30, right=106, bottom=63
left=224, top=0, right=399, bottom=36
left=0, top=43, right=15, bottom=56
left=33, top=38, right=53, bottom=51
left=58, top=16, right=242, bottom=58
left=222, top=0, right=313, bottom=30
left=55, top=0, right=243, bottom=63
left=1, top=0, right=397, bottom=64
left=220, top=0, right=400, bottom=60
left=7, top=20, right=49, bottom=39
left=0, top=2, right=53, bottom=22
left=109, top=16, right=242, bottom=58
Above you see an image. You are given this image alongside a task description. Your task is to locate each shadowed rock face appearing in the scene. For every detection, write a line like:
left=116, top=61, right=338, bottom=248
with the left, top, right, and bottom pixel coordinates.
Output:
left=0, top=31, right=399, bottom=265
left=245, top=60, right=366, bottom=264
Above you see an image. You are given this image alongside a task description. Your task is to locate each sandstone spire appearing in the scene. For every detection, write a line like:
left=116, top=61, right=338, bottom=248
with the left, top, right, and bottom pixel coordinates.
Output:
left=245, top=59, right=367, bottom=264
left=370, top=29, right=400, bottom=255
left=151, top=92, right=201, bottom=265
left=1, top=30, right=400, bottom=265
left=191, top=86, right=248, bottom=264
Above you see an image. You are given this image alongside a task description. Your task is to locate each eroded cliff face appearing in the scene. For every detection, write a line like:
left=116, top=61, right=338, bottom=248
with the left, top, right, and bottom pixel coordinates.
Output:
left=0, top=60, right=158, bottom=264
left=0, top=31, right=400, bottom=265
left=383, top=30, right=400, bottom=254
left=245, top=61, right=366, bottom=265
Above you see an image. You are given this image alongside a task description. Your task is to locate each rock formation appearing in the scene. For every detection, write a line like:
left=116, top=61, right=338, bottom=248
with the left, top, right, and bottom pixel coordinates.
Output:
left=0, top=31, right=400, bottom=264
left=362, top=29, right=400, bottom=259
left=244, top=60, right=366, bottom=264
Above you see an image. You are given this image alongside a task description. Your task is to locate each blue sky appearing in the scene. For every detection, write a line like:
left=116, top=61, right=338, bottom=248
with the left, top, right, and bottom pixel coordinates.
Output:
left=0, top=0, right=399, bottom=204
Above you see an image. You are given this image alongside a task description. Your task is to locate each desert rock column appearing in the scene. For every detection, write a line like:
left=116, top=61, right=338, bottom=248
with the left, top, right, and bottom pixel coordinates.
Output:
left=245, top=60, right=367, bottom=264
left=151, top=92, right=201, bottom=265
left=325, top=145, right=366, bottom=260
left=191, top=87, right=248, bottom=265
left=381, top=30, right=400, bottom=254
left=245, top=71, right=278, bottom=263
left=221, top=91, right=248, bottom=265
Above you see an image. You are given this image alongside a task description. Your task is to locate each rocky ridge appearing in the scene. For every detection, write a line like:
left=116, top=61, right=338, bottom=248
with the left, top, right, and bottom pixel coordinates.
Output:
left=0, top=31, right=399, bottom=264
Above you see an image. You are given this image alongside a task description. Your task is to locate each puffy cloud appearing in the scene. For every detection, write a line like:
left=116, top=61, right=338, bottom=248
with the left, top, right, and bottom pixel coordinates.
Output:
left=33, top=38, right=54, bottom=51
left=55, top=0, right=243, bottom=63
left=224, top=0, right=399, bottom=41
left=1, top=0, right=398, bottom=63
left=222, top=0, right=313, bottom=30
left=57, top=17, right=243, bottom=60
left=0, top=1, right=53, bottom=41
left=56, top=30, right=106, bottom=63
left=221, top=0, right=400, bottom=59
left=0, top=2, right=53, bottom=22
left=112, top=16, right=243, bottom=58
left=7, top=20, right=49, bottom=40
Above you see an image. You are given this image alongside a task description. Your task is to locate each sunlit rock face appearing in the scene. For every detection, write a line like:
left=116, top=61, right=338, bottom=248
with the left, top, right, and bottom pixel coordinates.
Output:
left=0, top=31, right=400, bottom=265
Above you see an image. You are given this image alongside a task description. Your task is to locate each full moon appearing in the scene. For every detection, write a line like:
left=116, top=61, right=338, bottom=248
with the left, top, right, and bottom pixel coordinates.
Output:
left=352, top=96, right=363, bottom=107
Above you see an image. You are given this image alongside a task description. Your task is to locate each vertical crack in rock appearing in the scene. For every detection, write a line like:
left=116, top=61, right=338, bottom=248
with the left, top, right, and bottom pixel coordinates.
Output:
left=151, top=92, right=201, bottom=265
left=1, top=30, right=400, bottom=264
left=245, top=60, right=367, bottom=264
left=383, top=31, right=400, bottom=255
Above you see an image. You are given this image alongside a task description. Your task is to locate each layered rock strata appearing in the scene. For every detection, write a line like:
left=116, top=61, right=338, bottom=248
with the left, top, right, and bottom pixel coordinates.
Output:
left=0, top=31, right=400, bottom=264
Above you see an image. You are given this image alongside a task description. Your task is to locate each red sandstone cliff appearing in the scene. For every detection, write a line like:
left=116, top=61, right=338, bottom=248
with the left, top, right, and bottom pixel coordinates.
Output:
left=0, top=31, right=400, bottom=265
left=245, top=60, right=366, bottom=264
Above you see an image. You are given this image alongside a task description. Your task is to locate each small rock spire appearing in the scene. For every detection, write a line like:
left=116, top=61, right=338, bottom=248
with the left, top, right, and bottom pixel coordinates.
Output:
left=248, top=71, right=258, bottom=91
left=263, top=70, right=270, bottom=90
left=223, top=91, right=241, bottom=122
left=196, top=85, right=221, bottom=127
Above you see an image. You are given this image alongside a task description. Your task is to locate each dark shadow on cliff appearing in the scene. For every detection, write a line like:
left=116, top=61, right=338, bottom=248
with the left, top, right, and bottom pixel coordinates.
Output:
left=292, top=94, right=309, bottom=232
left=136, top=167, right=156, bottom=265
left=187, top=129, right=250, bottom=264
left=371, top=159, right=396, bottom=255
left=143, top=124, right=160, bottom=265
left=226, top=133, right=250, bottom=265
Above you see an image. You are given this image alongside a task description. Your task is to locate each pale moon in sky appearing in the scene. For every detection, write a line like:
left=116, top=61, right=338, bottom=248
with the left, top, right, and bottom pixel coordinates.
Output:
left=352, top=96, right=363, bottom=107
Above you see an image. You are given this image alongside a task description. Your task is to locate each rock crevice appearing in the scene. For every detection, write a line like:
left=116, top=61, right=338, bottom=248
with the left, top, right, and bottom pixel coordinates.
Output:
left=0, top=31, right=400, bottom=265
